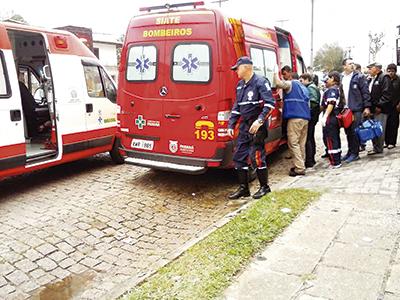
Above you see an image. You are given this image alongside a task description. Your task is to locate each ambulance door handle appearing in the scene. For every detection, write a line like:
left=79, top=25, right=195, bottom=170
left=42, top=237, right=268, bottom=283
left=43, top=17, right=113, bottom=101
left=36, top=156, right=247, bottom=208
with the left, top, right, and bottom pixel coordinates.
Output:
left=86, top=103, right=93, bottom=113
left=165, top=114, right=181, bottom=119
left=10, top=110, right=22, bottom=122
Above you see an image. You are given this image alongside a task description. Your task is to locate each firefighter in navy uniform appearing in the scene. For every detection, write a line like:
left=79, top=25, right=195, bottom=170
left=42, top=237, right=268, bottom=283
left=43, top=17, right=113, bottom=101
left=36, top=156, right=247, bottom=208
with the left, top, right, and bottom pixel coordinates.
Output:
left=227, top=57, right=275, bottom=200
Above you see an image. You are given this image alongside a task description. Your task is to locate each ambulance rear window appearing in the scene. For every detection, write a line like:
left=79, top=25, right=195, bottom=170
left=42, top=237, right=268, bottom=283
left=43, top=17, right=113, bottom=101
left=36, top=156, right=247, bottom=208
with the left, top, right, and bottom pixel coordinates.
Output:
left=126, top=45, right=157, bottom=82
left=277, top=34, right=292, bottom=69
left=250, top=47, right=278, bottom=86
left=0, top=51, right=11, bottom=97
left=172, top=43, right=211, bottom=83
left=296, top=56, right=305, bottom=74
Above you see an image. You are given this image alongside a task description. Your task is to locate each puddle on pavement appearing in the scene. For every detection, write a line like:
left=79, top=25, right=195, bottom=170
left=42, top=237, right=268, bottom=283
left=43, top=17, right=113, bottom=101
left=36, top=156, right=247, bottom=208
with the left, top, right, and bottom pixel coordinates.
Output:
left=34, top=271, right=96, bottom=300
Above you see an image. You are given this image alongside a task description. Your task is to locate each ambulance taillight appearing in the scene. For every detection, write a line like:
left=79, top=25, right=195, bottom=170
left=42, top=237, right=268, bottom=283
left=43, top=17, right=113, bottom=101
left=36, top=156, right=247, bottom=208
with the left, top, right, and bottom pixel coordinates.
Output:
left=217, top=110, right=231, bottom=142
left=54, top=36, right=68, bottom=49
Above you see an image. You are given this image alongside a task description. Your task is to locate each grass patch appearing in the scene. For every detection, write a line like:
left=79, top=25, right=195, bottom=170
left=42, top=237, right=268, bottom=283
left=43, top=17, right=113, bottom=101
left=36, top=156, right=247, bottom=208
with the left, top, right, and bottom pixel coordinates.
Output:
left=123, top=188, right=319, bottom=300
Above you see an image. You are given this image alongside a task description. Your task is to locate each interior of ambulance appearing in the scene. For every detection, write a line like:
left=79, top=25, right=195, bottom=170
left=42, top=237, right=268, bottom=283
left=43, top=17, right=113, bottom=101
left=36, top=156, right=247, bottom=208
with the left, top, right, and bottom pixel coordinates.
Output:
left=7, top=30, right=58, bottom=163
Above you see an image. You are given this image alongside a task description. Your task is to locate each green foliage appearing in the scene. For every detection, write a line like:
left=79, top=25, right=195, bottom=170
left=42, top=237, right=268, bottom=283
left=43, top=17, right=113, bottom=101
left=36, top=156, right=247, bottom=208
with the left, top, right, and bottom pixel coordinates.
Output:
left=313, top=43, right=345, bottom=72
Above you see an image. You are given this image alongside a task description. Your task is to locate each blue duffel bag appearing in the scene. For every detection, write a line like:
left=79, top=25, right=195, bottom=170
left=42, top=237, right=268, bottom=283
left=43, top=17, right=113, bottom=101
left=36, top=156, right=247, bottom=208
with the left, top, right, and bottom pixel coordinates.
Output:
left=355, top=119, right=383, bottom=144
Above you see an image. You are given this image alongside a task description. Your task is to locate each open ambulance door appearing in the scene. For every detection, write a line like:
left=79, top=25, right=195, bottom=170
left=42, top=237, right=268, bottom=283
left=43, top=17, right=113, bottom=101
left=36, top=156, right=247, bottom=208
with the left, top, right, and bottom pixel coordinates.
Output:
left=0, top=24, right=26, bottom=177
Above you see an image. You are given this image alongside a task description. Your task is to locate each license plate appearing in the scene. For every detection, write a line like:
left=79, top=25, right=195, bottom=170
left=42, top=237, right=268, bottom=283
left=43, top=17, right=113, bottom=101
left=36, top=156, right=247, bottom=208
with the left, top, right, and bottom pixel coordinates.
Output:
left=131, top=139, right=154, bottom=151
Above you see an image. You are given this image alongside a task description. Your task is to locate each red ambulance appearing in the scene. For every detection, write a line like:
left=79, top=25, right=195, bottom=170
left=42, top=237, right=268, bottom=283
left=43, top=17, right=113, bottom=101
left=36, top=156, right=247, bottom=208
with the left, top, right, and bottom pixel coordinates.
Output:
left=117, top=2, right=306, bottom=174
left=0, top=22, right=123, bottom=180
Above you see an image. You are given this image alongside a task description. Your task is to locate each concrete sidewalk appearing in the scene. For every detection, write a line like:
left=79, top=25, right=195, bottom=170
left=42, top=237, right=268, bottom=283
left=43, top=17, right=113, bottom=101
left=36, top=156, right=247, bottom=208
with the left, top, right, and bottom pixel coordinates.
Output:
left=223, top=145, right=400, bottom=300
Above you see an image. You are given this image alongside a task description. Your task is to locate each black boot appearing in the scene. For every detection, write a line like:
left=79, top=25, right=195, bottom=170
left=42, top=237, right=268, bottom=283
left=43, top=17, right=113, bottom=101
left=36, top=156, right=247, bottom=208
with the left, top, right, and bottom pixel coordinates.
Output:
left=253, top=168, right=271, bottom=199
left=228, top=169, right=250, bottom=200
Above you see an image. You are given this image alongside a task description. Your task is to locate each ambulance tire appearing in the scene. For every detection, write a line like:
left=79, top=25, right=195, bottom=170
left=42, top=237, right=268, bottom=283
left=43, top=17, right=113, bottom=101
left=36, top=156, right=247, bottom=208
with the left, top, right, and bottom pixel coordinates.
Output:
left=110, top=138, right=125, bottom=165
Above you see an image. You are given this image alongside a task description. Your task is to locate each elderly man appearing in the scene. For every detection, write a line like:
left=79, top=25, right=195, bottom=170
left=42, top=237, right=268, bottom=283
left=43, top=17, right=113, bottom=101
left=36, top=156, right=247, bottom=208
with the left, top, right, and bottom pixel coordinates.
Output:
left=367, top=62, right=393, bottom=155
left=227, top=56, right=275, bottom=200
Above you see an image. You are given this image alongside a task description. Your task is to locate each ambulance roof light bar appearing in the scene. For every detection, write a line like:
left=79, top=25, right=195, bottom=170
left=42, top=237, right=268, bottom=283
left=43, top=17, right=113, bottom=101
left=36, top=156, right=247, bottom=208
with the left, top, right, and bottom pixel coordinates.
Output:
left=139, top=2, right=205, bottom=12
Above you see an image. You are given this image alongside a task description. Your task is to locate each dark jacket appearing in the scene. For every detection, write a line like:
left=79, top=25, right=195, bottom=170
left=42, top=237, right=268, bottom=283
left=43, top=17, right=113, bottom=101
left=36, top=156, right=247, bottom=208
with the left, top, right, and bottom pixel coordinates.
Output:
left=228, top=74, right=275, bottom=129
left=369, top=71, right=393, bottom=114
left=390, top=75, right=400, bottom=107
left=346, top=72, right=371, bottom=112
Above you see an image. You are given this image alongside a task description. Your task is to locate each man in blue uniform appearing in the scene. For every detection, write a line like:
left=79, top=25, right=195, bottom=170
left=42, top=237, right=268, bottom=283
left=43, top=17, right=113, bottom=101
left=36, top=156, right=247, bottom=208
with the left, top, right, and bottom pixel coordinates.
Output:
left=227, top=57, right=275, bottom=200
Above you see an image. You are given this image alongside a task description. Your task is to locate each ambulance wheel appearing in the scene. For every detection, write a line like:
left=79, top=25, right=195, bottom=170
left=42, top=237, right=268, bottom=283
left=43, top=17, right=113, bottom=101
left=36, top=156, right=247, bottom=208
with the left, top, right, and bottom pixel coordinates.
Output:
left=248, top=166, right=257, bottom=182
left=110, top=138, right=125, bottom=165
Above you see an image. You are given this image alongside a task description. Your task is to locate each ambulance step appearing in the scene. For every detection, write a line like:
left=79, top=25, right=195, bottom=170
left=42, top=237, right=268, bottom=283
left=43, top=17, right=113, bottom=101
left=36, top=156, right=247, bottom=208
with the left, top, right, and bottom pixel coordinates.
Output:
left=125, top=157, right=207, bottom=174
left=26, top=149, right=57, bottom=163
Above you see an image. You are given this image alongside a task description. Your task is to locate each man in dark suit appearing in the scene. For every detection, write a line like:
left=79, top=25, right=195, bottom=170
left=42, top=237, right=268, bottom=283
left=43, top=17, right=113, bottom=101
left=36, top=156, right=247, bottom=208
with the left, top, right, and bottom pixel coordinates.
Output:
left=367, top=62, right=393, bottom=155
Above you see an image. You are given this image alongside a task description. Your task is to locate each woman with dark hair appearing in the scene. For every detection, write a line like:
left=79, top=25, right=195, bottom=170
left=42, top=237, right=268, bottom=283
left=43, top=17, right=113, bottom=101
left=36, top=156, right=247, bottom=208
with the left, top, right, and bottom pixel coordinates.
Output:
left=321, top=71, right=344, bottom=168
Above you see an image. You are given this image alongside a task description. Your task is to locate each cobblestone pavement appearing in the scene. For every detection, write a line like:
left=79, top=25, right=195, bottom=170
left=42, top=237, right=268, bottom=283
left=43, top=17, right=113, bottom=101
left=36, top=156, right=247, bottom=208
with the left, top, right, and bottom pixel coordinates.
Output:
left=0, top=142, right=296, bottom=299
left=224, top=129, right=400, bottom=300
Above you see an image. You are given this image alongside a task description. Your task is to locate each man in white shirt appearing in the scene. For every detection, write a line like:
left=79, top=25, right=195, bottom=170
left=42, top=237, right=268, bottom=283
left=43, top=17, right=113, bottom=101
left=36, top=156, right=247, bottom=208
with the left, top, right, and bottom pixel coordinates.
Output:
left=341, top=58, right=371, bottom=163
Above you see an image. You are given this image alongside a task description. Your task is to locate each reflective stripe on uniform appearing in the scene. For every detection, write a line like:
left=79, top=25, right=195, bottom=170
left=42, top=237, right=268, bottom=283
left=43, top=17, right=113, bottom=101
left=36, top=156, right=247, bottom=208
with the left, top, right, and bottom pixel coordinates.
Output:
left=285, top=98, right=307, bottom=103
left=264, top=103, right=275, bottom=109
left=238, top=100, right=264, bottom=105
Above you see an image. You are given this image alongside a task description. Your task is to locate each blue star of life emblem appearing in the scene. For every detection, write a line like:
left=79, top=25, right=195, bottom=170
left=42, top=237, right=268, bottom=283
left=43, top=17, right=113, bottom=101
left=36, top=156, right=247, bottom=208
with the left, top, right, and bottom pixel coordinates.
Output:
left=181, top=54, right=199, bottom=74
left=135, top=55, right=150, bottom=73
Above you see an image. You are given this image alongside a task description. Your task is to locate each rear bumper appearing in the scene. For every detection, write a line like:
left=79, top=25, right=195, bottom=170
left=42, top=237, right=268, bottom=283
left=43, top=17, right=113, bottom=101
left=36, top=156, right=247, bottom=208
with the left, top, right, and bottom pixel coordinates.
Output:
left=121, top=142, right=233, bottom=174
left=125, top=157, right=207, bottom=174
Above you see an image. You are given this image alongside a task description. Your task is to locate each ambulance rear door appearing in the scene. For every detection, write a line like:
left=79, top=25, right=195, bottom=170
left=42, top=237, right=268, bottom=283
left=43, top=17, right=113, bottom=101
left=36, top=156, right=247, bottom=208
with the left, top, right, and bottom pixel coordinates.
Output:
left=161, top=10, right=220, bottom=159
left=119, top=15, right=167, bottom=154
left=241, top=23, right=283, bottom=148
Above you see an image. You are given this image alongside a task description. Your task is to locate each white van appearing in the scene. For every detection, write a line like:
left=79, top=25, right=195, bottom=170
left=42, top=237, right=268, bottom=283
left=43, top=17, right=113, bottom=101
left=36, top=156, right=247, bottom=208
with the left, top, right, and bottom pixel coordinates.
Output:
left=0, top=22, right=123, bottom=179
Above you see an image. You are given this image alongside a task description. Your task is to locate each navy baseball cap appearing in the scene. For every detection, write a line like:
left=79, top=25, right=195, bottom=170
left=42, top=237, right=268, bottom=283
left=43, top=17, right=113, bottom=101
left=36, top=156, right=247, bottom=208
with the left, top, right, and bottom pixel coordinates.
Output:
left=231, top=56, right=253, bottom=70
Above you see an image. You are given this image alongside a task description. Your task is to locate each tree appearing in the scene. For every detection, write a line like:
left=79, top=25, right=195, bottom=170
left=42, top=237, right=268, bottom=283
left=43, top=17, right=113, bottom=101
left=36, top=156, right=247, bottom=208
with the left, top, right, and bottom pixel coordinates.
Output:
left=368, top=31, right=384, bottom=63
left=313, top=43, right=344, bottom=72
left=116, top=34, right=125, bottom=66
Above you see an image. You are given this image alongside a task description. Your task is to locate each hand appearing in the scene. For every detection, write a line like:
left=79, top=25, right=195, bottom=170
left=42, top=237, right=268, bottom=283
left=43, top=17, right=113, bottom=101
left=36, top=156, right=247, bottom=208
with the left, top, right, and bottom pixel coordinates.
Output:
left=362, top=107, right=371, bottom=118
left=321, top=115, right=327, bottom=127
left=375, top=107, right=382, bottom=115
left=249, top=120, right=262, bottom=134
left=227, top=128, right=234, bottom=138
